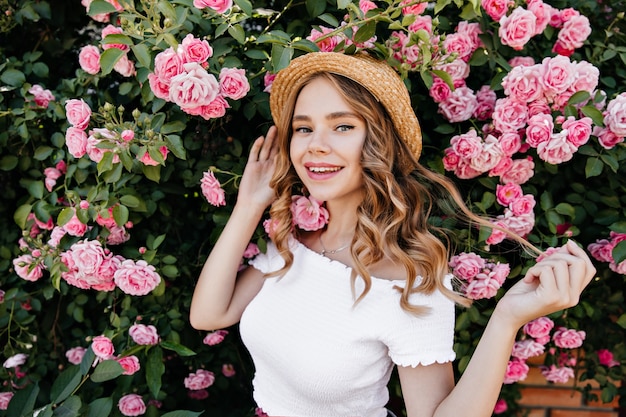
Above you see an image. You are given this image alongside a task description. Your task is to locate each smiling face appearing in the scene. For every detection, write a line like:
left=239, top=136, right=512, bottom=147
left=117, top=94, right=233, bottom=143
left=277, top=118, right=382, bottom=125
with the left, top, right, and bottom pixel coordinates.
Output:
left=289, top=75, right=367, bottom=207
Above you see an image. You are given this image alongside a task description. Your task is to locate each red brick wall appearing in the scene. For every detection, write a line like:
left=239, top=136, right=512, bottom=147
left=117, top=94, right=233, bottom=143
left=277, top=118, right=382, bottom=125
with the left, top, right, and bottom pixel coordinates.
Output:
left=518, top=356, right=622, bottom=417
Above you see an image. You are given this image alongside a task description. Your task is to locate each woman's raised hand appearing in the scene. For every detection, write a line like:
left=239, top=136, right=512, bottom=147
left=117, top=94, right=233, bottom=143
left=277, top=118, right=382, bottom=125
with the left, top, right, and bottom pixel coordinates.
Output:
left=496, top=240, right=596, bottom=329
left=237, top=126, right=279, bottom=210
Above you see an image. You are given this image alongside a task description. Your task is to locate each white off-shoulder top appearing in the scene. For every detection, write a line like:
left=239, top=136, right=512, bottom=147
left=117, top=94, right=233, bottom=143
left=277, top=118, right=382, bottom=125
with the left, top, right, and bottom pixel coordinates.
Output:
left=240, top=239, right=456, bottom=417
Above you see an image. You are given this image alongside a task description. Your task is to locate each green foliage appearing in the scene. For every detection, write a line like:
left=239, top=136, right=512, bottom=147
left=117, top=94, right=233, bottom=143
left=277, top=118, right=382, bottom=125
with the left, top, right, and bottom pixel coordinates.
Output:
left=1, top=0, right=625, bottom=416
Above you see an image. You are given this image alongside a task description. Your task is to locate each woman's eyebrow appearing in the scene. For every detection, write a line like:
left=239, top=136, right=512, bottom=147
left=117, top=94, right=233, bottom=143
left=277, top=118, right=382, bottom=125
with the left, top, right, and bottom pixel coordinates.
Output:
left=291, top=112, right=360, bottom=122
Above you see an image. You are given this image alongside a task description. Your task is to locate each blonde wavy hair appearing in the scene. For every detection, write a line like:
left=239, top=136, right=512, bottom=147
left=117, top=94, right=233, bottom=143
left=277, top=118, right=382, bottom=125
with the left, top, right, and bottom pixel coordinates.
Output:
left=266, top=72, right=537, bottom=315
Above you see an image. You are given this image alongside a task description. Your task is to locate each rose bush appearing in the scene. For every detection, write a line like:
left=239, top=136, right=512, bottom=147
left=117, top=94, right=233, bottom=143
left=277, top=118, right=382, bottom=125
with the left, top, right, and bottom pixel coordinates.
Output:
left=0, top=0, right=625, bottom=416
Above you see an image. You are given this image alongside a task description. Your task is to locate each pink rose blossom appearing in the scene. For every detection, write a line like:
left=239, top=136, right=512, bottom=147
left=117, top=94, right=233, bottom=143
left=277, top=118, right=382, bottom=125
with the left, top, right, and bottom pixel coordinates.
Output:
left=13, top=254, right=44, bottom=281
left=486, top=221, right=508, bottom=245
left=523, top=316, right=554, bottom=344
left=121, top=129, right=134, bottom=141
left=541, top=55, right=575, bottom=98
left=44, top=167, right=63, bottom=192
left=536, top=131, right=577, bottom=164
left=470, top=135, right=504, bottom=173
left=562, top=116, right=592, bottom=147
left=541, top=365, right=575, bottom=383
left=496, top=183, right=523, bottom=206
left=91, top=335, right=115, bottom=360
left=222, top=363, right=236, bottom=377
left=114, top=259, right=161, bottom=296
left=493, top=398, right=508, bottom=414
left=474, top=85, right=497, bottom=120
left=65, top=347, right=87, bottom=365
left=3, top=353, right=28, bottom=368
left=243, top=243, right=260, bottom=259
left=552, top=327, right=586, bottom=349
left=106, top=225, right=130, bottom=246
left=450, top=129, right=482, bottom=159
left=291, top=195, right=330, bottom=231
left=184, top=369, right=215, bottom=390
left=500, top=157, right=535, bottom=185
left=449, top=252, right=485, bottom=280
left=180, top=33, right=213, bottom=64
left=499, top=7, right=537, bottom=51
left=129, top=323, right=160, bottom=345
left=502, top=64, right=544, bottom=103
left=498, top=132, right=521, bottom=156
left=204, top=329, right=229, bottom=346
left=503, top=358, right=529, bottom=384
left=263, top=72, right=276, bottom=93
left=493, top=97, right=528, bottom=133
left=464, top=274, right=501, bottom=299
left=184, top=95, right=230, bottom=120
left=153, top=47, right=184, bottom=85
left=429, top=77, right=452, bottom=103
left=0, top=392, right=14, bottom=410
left=436, top=58, right=470, bottom=83
left=307, top=26, right=342, bottom=52
left=114, top=54, right=136, bottom=77
left=101, top=25, right=128, bottom=51
left=603, top=93, right=626, bottom=137
left=219, top=67, right=250, bottom=100
left=408, top=15, right=433, bottom=33
left=193, top=0, right=233, bottom=13
left=481, top=0, right=512, bottom=21
left=65, top=126, right=88, bottom=158
left=400, top=0, right=427, bottom=15
left=78, top=45, right=101, bottom=75
left=438, top=86, right=477, bottom=123
left=525, top=113, right=553, bottom=148
left=200, top=171, right=226, bottom=206
left=63, top=210, right=88, bottom=237
left=554, top=14, right=591, bottom=55
left=28, top=84, right=55, bottom=107
left=443, top=33, right=475, bottom=62
left=359, top=0, right=377, bottom=14
left=512, top=339, right=545, bottom=360
left=118, top=394, right=146, bottom=417
left=587, top=239, right=614, bottom=263
left=138, top=146, right=168, bottom=166
left=65, top=99, right=91, bottom=129
left=169, top=63, right=220, bottom=108
left=509, top=56, right=536, bottom=67
left=597, top=349, right=620, bottom=368
left=117, top=355, right=140, bottom=375
left=509, top=195, right=536, bottom=216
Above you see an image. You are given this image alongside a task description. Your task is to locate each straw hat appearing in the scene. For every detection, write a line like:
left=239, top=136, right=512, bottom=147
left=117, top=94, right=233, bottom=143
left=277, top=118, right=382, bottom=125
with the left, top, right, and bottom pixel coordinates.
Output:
left=269, top=52, right=423, bottom=160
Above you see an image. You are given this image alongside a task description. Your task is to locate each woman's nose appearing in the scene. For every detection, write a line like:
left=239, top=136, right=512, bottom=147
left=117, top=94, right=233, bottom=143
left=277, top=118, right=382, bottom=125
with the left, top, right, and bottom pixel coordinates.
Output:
left=307, top=129, right=331, bottom=154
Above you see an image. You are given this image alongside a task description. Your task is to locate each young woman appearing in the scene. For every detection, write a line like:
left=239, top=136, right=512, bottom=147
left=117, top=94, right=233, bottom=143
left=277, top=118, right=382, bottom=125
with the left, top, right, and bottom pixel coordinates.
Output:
left=190, top=52, right=596, bottom=417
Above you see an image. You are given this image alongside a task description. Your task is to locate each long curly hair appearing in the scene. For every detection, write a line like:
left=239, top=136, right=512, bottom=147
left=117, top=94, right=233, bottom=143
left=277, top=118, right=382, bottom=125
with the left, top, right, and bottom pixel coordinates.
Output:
left=266, top=72, right=536, bottom=315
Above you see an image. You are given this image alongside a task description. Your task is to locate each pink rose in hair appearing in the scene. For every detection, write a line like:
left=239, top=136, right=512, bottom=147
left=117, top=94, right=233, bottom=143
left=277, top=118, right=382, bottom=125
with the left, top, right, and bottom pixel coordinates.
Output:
left=118, top=394, right=146, bottom=417
left=117, top=355, right=140, bottom=375
left=91, top=335, right=115, bottom=360
left=219, top=67, right=250, bottom=100
left=498, top=7, right=537, bottom=51
left=541, top=365, right=574, bottom=383
left=200, top=171, right=226, bottom=207
left=184, top=369, right=215, bottom=390
left=193, top=0, right=233, bottom=13
left=129, top=323, right=160, bottom=345
left=503, top=358, right=529, bottom=384
left=114, top=259, right=161, bottom=296
left=65, top=347, right=87, bottom=365
left=552, top=327, right=585, bottom=349
left=291, top=195, right=329, bottom=231
left=65, top=99, right=91, bottom=129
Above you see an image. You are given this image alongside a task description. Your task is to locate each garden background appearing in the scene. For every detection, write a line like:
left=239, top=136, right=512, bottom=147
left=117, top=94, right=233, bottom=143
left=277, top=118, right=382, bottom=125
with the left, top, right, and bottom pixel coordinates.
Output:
left=0, top=0, right=625, bottom=416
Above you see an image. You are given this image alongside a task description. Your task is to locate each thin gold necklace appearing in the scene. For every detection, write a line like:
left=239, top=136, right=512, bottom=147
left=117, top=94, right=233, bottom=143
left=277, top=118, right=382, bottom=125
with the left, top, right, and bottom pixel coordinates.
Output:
left=319, top=233, right=350, bottom=256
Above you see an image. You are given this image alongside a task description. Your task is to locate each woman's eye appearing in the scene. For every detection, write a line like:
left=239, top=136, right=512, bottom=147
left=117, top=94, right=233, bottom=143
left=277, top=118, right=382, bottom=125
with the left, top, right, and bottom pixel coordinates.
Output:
left=337, top=125, right=354, bottom=132
left=294, top=126, right=312, bottom=133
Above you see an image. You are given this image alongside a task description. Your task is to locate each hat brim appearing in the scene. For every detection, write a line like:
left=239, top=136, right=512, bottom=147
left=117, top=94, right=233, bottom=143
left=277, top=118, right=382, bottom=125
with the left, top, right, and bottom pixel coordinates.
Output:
left=269, top=52, right=423, bottom=160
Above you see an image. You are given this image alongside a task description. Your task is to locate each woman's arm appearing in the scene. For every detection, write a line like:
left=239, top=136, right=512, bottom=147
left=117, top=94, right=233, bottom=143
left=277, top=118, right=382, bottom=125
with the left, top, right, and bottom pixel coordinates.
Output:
left=189, top=127, right=278, bottom=331
left=400, top=240, right=596, bottom=417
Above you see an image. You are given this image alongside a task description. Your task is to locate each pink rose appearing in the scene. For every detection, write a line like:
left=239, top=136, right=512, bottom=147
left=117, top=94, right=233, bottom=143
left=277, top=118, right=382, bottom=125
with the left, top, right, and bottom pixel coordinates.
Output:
left=219, top=67, right=250, bottom=100
left=193, top=0, right=233, bottom=13
left=597, top=349, right=620, bottom=368
left=562, top=116, right=592, bottom=147
left=138, top=146, right=168, bottom=166
left=78, top=45, right=101, bottom=75
left=509, top=194, right=535, bottom=216
left=442, top=147, right=461, bottom=171
left=470, top=135, right=504, bottom=173
left=502, top=64, right=544, bottom=103
left=203, top=329, right=229, bottom=346
left=153, top=47, right=184, bottom=84
left=407, top=15, right=433, bottom=34
left=44, top=167, right=63, bottom=192
left=481, top=0, right=512, bottom=21
left=603, top=93, right=626, bottom=137
left=511, top=339, right=545, bottom=360
left=184, top=95, right=230, bottom=120
left=13, top=254, right=44, bottom=282
left=499, top=7, right=537, bottom=51
left=497, top=132, right=521, bottom=156
left=117, top=355, right=140, bottom=375
left=464, top=274, right=501, bottom=299
left=118, top=394, right=146, bottom=417
left=500, top=210, right=535, bottom=237
left=552, top=327, right=586, bottom=349
left=525, top=113, right=553, bottom=148
left=449, top=252, right=485, bottom=280
left=500, top=157, right=535, bottom=185
left=541, top=365, right=575, bottom=383
left=400, top=0, right=427, bottom=15
left=114, top=260, right=161, bottom=296
left=555, top=14, right=591, bottom=53
left=536, top=131, right=577, bottom=164
left=291, top=195, right=329, bottom=231
left=243, top=243, right=260, bottom=259
left=503, top=359, right=529, bottom=384
left=358, top=0, right=377, bottom=13
left=429, top=77, right=452, bottom=103
left=443, top=33, right=475, bottom=62
left=523, top=316, right=555, bottom=344
left=65, top=99, right=91, bottom=129
left=184, top=369, right=215, bottom=390
left=587, top=239, right=613, bottom=263
left=180, top=33, right=213, bottom=64
left=493, top=398, right=508, bottom=414
left=450, top=129, right=482, bottom=159
left=493, top=97, right=528, bottom=133
left=91, top=335, right=115, bottom=359
left=113, top=54, right=136, bottom=77
left=63, top=210, right=88, bottom=237
left=306, top=26, right=342, bottom=52
left=28, top=84, right=55, bottom=107
left=0, top=392, right=14, bottom=410
left=106, top=225, right=130, bottom=246
left=488, top=155, right=513, bottom=178
left=570, top=61, right=599, bottom=94
left=541, top=55, right=575, bottom=98
left=65, top=127, right=88, bottom=158
left=263, top=72, right=276, bottom=93
left=509, top=56, right=535, bottom=67
left=496, top=183, right=523, bottom=206
left=65, top=347, right=87, bottom=365
left=129, top=323, right=160, bottom=345
left=438, top=86, right=477, bottom=123
left=101, top=25, right=128, bottom=51
left=148, top=73, right=170, bottom=101
left=486, top=221, right=508, bottom=245
left=436, top=58, right=470, bottom=83
left=3, top=353, right=28, bottom=368
left=222, top=363, right=236, bottom=377
left=200, top=171, right=226, bottom=206
left=169, top=63, right=220, bottom=109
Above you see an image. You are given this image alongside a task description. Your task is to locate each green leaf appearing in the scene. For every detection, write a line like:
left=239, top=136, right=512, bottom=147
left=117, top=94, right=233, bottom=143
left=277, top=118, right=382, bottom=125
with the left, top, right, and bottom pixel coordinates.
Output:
left=291, top=39, right=320, bottom=53
left=88, top=398, right=113, bottom=417
left=234, top=0, right=253, bottom=15
left=146, top=347, right=165, bottom=398
left=131, top=44, right=152, bottom=69
left=353, top=21, right=376, bottom=45
left=616, top=313, right=626, bottom=329
left=585, top=157, right=603, bottom=178
left=6, top=383, right=39, bottom=417
left=142, top=164, right=161, bottom=182
left=51, top=366, right=82, bottom=404
left=567, top=91, right=591, bottom=105
left=57, top=207, right=75, bottom=227
left=1, top=69, right=26, bottom=87
left=581, top=105, right=605, bottom=126
left=14, top=204, right=33, bottom=229
left=611, top=240, right=626, bottom=265
left=112, top=204, right=129, bottom=226
left=120, top=194, right=141, bottom=208
left=318, top=13, right=340, bottom=27
left=90, top=360, right=124, bottom=383
left=157, top=0, right=178, bottom=20
left=87, top=0, right=117, bottom=15
left=306, top=0, right=326, bottom=17
left=100, top=48, right=125, bottom=76
left=160, top=340, right=196, bottom=356
left=554, top=202, right=575, bottom=217
left=102, top=33, right=133, bottom=47
left=161, top=121, right=186, bottom=134
left=161, top=411, right=204, bottom=417
left=53, top=396, right=81, bottom=417
left=0, top=155, right=19, bottom=171
left=270, top=44, right=293, bottom=72
left=228, top=25, right=246, bottom=45
left=337, top=0, right=351, bottom=9
left=79, top=348, right=96, bottom=376
left=165, top=135, right=186, bottom=159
